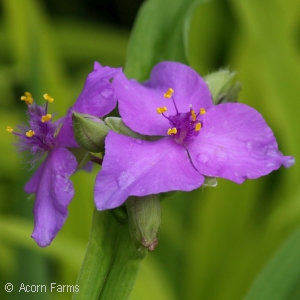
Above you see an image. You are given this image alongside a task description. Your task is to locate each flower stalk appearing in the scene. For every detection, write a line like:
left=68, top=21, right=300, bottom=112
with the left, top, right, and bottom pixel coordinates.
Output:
left=72, top=208, right=146, bottom=300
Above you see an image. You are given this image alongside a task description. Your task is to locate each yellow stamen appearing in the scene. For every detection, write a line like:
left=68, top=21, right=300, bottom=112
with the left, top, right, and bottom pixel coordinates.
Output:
left=200, top=108, right=206, bottom=115
left=191, top=109, right=196, bottom=121
left=41, top=114, right=52, bottom=123
left=156, top=106, right=167, bottom=114
left=6, top=126, right=13, bottom=133
left=167, top=127, right=177, bottom=135
left=20, top=91, right=33, bottom=105
left=26, top=130, right=35, bottom=138
left=195, top=123, right=202, bottom=132
left=164, top=88, right=174, bottom=98
left=43, top=93, right=54, bottom=103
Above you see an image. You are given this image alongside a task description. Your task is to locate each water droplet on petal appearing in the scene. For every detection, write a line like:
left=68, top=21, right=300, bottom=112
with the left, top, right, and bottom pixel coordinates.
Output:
left=134, top=139, right=143, bottom=145
left=196, top=154, right=210, bottom=164
left=101, top=88, right=113, bottom=99
left=215, top=147, right=228, bottom=161
left=266, top=148, right=278, bottom=157
left=116, top=171, right=135, bottom=189
left=246, top=141, right=253, bottom=150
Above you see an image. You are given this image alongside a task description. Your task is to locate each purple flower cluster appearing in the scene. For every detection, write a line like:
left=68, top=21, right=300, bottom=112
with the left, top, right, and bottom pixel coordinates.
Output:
left=10, top=61, right=294, bottom=246
left=94, top=62, right=294, bottom=210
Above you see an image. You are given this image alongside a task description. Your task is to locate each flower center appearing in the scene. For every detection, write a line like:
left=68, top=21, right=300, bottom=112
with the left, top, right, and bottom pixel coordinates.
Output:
left=7, top=92, right=59, bottom=157
left=157, top=88, right=206, bottom=145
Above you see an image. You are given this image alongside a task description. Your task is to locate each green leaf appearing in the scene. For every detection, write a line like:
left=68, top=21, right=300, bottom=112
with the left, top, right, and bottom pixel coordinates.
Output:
left=2, top=0, right=71, bottom=112
left=73, top=209, right=146, bottom=300
left=0, top=216, right=85, bottom=272
left=125, top=0, right=207, bottom=81
left=244, top=226, right=300, bottom=300
left=53, top=18, right=129, bottom=67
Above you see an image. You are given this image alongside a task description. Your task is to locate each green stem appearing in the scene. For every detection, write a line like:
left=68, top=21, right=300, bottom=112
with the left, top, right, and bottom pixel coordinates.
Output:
left=72, top=208, right=146, bottom=300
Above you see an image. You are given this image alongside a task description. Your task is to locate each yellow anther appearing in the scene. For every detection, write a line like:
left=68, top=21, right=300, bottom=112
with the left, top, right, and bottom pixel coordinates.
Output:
left=164, top=88, right=174, bottom=98
left=191, top=109, right=197, bottom=121
left=167, top=127, right=177, bottom=135
left=6, top=126, right=13, bottom=133
left=195, top=123, right=202, bottom=132
left=20, top=91, right=33, bottom=105
left=200, top=108, right=206, bottom=115
left=26, top=130, right=35, bottom=138
left=156, top=106, right=167, bottom=114
left=41, top=114, right=52, bottom=123
left=43, top=93, right=54, bottom=103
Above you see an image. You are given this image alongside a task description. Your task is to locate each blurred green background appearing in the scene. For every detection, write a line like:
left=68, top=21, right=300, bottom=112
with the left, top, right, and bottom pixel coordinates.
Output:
left=1, top=0, right=300, bottom=299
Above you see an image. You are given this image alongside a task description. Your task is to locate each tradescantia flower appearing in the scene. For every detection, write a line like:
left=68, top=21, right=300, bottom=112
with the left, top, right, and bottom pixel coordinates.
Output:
left=94, top=61, right=295, bottom=210
left=7, top=62, right=121, bottom=247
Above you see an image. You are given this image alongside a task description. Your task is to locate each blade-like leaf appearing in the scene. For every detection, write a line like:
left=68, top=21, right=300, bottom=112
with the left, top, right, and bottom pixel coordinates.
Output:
left=125, top=0, right=207, bottom=80
left=244, top=226, right=300, bottom=300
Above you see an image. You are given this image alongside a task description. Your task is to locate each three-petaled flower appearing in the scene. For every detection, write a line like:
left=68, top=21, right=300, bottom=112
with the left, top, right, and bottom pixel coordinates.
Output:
left=94, top=61, right=294, bottom=210
left=8, top=62, right=120, bottom=246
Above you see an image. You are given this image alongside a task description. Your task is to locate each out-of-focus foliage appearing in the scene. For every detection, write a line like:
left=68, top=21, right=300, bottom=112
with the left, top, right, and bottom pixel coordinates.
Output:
left=0, top=0, right=300, bottom=299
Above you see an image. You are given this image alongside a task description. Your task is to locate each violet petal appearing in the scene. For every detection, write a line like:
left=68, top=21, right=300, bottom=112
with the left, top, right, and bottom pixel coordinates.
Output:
left=94, top=131, right=204, bottom=210
left=30, top=147, right=77, bottom=247
left=57, top=63, right=121, bottom=148
left=73, top=62, right=121, bottom=115
left=114, top=61, right=213, bottom=136
left=187, top=103, right=295, bottom=183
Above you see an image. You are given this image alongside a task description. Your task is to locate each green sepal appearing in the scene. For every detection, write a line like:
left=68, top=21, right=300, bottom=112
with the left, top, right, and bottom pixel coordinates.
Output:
left=72, top=111, right=110, bottom=152
left=104, top=117, right=144, bottom=139
left=90, top=152, right=103, bottom=160
left=126, top=195, right=161, bottom=252
left=67, top=147, right=92, bottom=170
left=204, top=70, right=242, bottom=105
left=159, top=191, right=177, bottom=200
left=105, top=117, right=162, bottom=141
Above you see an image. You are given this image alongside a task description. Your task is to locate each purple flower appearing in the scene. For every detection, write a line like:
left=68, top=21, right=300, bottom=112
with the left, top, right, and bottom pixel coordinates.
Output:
left=94, top=61, right=294, bottom=210
left=9, top=62, right=120, bottom=246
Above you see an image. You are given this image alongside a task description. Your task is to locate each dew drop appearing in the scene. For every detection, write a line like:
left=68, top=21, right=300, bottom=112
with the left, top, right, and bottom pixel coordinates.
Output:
left=196, top=154, right=210, bottom=164
left=101, top=88, right=113, bottom=99
left=134, top=139, right=144, bottom=145
left=215, top=147, right=228, bottom=161
left=246, top=141, right=253, bottom=151
left=266, top=148, right=278, bottom=157
left=116, top=171, right=135, bottom=189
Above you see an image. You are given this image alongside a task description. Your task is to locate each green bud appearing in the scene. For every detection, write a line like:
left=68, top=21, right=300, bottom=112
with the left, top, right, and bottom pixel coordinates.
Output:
left=126, top=195, right=161, bottom=252
left=204, top=70, right=241, bottom=105
left=72, top=112, right=110, bottom=152
left=104, top=117, right=144, bottom=139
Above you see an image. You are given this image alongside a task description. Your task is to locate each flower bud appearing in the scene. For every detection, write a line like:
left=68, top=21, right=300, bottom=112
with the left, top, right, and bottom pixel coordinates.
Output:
left=204, top=70, right=241, bottom=105
left=126, top=195, right=161, bottom=252
left=72, top=111, right=110, bottom=152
